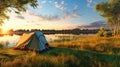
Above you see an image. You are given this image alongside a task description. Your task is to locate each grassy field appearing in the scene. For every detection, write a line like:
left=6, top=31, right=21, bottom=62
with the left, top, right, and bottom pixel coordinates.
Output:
left=0, top=35, right=120, bottom=67
left=50, top=35, right=120, bottom=54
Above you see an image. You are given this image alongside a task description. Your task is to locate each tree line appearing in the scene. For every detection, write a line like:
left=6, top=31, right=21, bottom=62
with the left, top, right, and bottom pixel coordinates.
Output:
left=14, top=28, right=105, bottom=35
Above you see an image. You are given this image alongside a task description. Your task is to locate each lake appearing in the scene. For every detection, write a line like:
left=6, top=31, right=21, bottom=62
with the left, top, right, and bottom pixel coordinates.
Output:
left=0, top=34, right=80, bottom=47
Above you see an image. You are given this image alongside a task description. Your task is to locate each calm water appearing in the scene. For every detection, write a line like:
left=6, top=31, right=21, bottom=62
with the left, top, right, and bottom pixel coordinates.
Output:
left=0, top=34, right=75, bottom=47
left=0, top=34, right=93, bottom=47
left=0, top=35, right=20, bottom=47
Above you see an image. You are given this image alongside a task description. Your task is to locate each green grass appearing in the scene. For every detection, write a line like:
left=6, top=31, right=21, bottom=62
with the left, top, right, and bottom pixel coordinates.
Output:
left=0, top=48, right=120, bottom=67
left=44, top=48, right=120, bottom=65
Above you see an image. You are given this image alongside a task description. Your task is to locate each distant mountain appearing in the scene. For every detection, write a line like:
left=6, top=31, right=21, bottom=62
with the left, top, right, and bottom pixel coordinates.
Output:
left=77, top=20, right=110, bottom=29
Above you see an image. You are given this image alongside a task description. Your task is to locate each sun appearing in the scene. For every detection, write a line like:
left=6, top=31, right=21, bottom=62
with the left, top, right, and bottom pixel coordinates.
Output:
left=2, top=29, right=8, bottom=34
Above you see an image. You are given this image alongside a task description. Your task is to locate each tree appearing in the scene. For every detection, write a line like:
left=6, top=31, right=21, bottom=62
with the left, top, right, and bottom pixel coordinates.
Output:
left=95, top=0, right=120, bottom=35
left=0, top=0, right=38, bottom=25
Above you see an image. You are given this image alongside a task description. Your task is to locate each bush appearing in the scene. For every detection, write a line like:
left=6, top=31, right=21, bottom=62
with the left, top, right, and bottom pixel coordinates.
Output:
left=103, top=31, right=112, bottom=37
left=97, top=27, right=112, bottom=37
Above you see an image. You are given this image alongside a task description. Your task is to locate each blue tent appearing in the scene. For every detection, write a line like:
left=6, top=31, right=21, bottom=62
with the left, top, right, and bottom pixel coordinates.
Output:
left=14, top=31, right=49, bottom=51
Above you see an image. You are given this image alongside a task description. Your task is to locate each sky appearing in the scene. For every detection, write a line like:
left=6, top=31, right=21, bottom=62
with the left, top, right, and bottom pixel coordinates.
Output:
left=0, top=0, right=107, bottom=30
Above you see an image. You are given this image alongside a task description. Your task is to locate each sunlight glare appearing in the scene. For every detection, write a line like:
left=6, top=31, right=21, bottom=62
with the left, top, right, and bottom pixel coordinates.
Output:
left=2, top=29, right=8, bottom=34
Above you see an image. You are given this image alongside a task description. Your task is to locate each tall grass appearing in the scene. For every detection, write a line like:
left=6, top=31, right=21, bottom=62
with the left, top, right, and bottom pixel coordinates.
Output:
left=50, top=35, right=120, bottom=54
left=0, top=52, right=80, bottom=67
left=0, top=41, right=9, bottom=49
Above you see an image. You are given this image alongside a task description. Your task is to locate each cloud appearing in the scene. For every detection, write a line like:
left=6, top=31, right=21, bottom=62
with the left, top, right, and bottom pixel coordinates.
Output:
left=54, top=0, right=65, bottom=11
left=18, top=10, right=42, bottom=23
left=86, top=0, right=94, bottom=8
left=87, top=0, right=93, bottom=3
left=5, top=1, right=81, bottom=23
left=8, top=9, right=72, bottom=23
left=87, top=3, right=92, bottom=8
left=35, top=23, right=41, bottom=26
left=41, top=0, right=47, bottom=4
left=50, top=2, right=81, bottom=21
left=4, top=9, right=80, bottom=29
left=74, top=5, right=79, bottom=10
left=23, top=9, right=81, bottom=22
left=72, top=13, right=81, bottom=17
left=61, top=5, right=81, bottom=19
left=31, top=0, right=81, bottom=22
left=61, top=0, right=64, bottom=5
left=5, top=10, right=43, bottom=23
left=15, top=15, right=25, bottom=19
left=76, top=20, right=109, bottom=29
left=40, top=11, right=81, bottom=22
left=86, top=0, right=105, bottom=8
left=38, top=5, right=42, bottom=9
left=54, top=2, right=61, bottom=8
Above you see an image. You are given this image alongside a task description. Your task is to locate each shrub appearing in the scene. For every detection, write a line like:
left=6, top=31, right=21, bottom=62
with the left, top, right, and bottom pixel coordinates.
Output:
left=97, top=27, right=112, bottom=37
left=104, top=31, right=112, bottom=37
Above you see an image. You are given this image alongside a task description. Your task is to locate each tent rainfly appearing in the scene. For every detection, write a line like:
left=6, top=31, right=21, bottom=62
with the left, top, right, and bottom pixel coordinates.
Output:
left=14, top=31, right=49, bottom=52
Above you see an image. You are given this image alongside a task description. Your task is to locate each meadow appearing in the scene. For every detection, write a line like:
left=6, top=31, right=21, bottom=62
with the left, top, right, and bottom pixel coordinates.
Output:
left=50, top=35, right=120, bottom=54
left=0, top=35, right=120, bottom=67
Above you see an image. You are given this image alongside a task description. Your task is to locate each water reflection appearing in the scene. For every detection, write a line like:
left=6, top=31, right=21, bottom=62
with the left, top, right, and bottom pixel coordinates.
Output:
left=0, top=34, right=88, bottom=47
left=0, top=35, right=20, bottom=47
left=0, top=34, right=60, bottom=47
